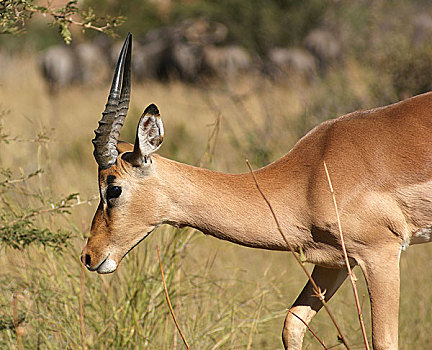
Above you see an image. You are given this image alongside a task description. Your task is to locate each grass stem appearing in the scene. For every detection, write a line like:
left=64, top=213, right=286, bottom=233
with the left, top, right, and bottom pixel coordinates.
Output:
left=12, top=293, right=23, bottom=350
left=323, top=161, right=370, bottom=350
left=79, top=244, right=86, bottom=350
left=289, top=310, right=328, bottom=349
left=157, top=247, right=191, bottom=350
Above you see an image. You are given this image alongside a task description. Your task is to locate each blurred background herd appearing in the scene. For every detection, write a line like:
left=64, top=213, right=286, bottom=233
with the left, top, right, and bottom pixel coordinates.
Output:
left=3, top=0, right=432, bottom=99
left=2, top=0, right=432, bottom=349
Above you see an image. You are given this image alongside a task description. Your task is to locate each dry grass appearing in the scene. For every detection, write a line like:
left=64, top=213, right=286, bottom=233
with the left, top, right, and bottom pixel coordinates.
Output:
left=1, top=53, right=432, bottom=349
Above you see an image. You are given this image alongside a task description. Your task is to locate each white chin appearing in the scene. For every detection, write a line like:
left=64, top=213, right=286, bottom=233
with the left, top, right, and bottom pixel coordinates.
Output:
left=97, top=258, right=117, bottom=274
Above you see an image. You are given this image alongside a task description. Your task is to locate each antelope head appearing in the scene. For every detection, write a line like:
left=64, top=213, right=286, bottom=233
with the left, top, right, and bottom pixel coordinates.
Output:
left=81, top=33, right=165, bottom=274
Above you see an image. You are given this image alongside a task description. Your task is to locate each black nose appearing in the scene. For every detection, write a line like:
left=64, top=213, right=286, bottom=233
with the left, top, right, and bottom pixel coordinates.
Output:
left=83, top=254, right=91, bottom=267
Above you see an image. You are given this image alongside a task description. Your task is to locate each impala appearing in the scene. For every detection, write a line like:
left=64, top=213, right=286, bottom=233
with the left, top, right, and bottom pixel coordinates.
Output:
left=81, top=33, right=432, bottom=350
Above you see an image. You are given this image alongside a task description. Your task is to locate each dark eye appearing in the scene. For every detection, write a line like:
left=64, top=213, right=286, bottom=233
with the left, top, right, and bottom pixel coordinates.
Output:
left=107, top=186, right=122, bottom=200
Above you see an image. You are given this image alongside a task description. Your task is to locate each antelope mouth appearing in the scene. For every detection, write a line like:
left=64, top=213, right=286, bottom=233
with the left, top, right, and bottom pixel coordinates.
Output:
left=85, top=253, right=118, bottom=274
left=96, top=254, right=118, bottom=274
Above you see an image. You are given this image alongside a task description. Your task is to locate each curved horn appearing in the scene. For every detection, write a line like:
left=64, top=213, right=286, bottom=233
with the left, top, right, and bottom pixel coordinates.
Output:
left=92, top=33, right=132, bottom=169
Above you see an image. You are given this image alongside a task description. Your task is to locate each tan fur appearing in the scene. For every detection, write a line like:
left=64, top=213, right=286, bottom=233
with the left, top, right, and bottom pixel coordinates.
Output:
left=83, top=92, right=432, bottom=349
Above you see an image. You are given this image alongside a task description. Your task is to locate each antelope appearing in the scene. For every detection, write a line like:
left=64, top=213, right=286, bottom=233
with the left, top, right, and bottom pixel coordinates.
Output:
left=81, top=33, right=432, bottom=350
left=39, top=45, right=79, bottom=93
left=39, top=41, right=107, bottom=93
left=203, top=45, right=252, bottom=78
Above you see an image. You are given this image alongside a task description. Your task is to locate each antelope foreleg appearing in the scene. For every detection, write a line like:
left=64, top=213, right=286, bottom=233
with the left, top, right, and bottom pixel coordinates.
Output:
left=282, top=265, right=348, bottom=349
left=358, top=245, right=400, bottom=350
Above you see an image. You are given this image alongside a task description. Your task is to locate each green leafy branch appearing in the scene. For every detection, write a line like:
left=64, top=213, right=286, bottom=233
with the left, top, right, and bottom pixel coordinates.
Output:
left=0, top=193, right=97, bottom=251
left=0, top=129, right=50, bottom=144
left=0, top=168, right=43, bottom=191
left=0, top=107, right=97, bottom=252
left=0, top=109, right=49, bottom=145
left=0, top=0, right=125, bottom=43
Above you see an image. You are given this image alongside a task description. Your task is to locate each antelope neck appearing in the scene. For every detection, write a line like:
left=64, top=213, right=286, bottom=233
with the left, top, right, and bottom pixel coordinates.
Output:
left=156, top=156, right=306, bottom=250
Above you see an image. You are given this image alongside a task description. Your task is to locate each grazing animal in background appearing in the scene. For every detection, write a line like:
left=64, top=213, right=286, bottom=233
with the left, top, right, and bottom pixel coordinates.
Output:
left=39, top=41, right=107, bottom=93
left=75, top=42, right=107, bottom=84
left=82, top=34, right=432, bottom=350
left=131, top=40, right=170, bottom=81
left=110, top=20, right=248, bottom=83
left=110, top=28, right=172, bottom=81
left=171, top=41, right=203, bottom=81
left=268, top=47, right=317, bottom=81
left=304, top=29, right=341, bottom=74
left=39, top=45, right=79, bottom=93
left=203, top=45, right=252, bottom=78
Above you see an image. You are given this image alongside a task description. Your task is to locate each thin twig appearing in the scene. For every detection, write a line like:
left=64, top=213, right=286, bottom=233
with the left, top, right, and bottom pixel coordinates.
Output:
left=0, top=128, right=50, bottom=144
left=0, top=195, right=98, bottom=229
left=289, top=310, right=328, bottom=349
left=157, top=247, right=190, bottom=350
left=0, top=170, right=42, bottom=187
left=25, top=7, right=117, bottom=34
left=246, top=160, right=350, bottom=349
left=66, top=17, right=114, bottom=33
left=323, top=162, right=370, bottom=350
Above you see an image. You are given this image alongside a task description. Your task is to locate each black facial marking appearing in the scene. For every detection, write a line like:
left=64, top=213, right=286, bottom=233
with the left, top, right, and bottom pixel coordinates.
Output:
left=107, top=175, right=117, bottom=184
left=105, top=174, right=121, bottom=208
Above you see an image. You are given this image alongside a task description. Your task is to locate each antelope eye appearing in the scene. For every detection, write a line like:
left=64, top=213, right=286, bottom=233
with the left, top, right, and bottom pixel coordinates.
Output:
left=107, top=186, right=122, bottom=200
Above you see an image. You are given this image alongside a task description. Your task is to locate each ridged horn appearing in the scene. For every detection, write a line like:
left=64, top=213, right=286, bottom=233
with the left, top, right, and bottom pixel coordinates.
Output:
left=92, top=33, right=132, bottom=169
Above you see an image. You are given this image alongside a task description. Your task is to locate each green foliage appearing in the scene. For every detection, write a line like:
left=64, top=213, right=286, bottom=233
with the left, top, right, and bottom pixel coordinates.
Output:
left=328, top=0, right=432, bottom=100
left=0, top=112, right=89, bottom=251
left=0, top=0, right=124, bottom=44
left=0, top=189, right=75, bottom=251
left=82, top=0, right=162, bottom=38
left=0, top=0, right=34, bottom=36
left=381, top=41, right=432, bottom=99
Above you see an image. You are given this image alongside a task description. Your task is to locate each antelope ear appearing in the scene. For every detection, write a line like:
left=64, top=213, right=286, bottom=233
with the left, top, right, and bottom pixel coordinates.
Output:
left=125, top=104, right=164, bottom=166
